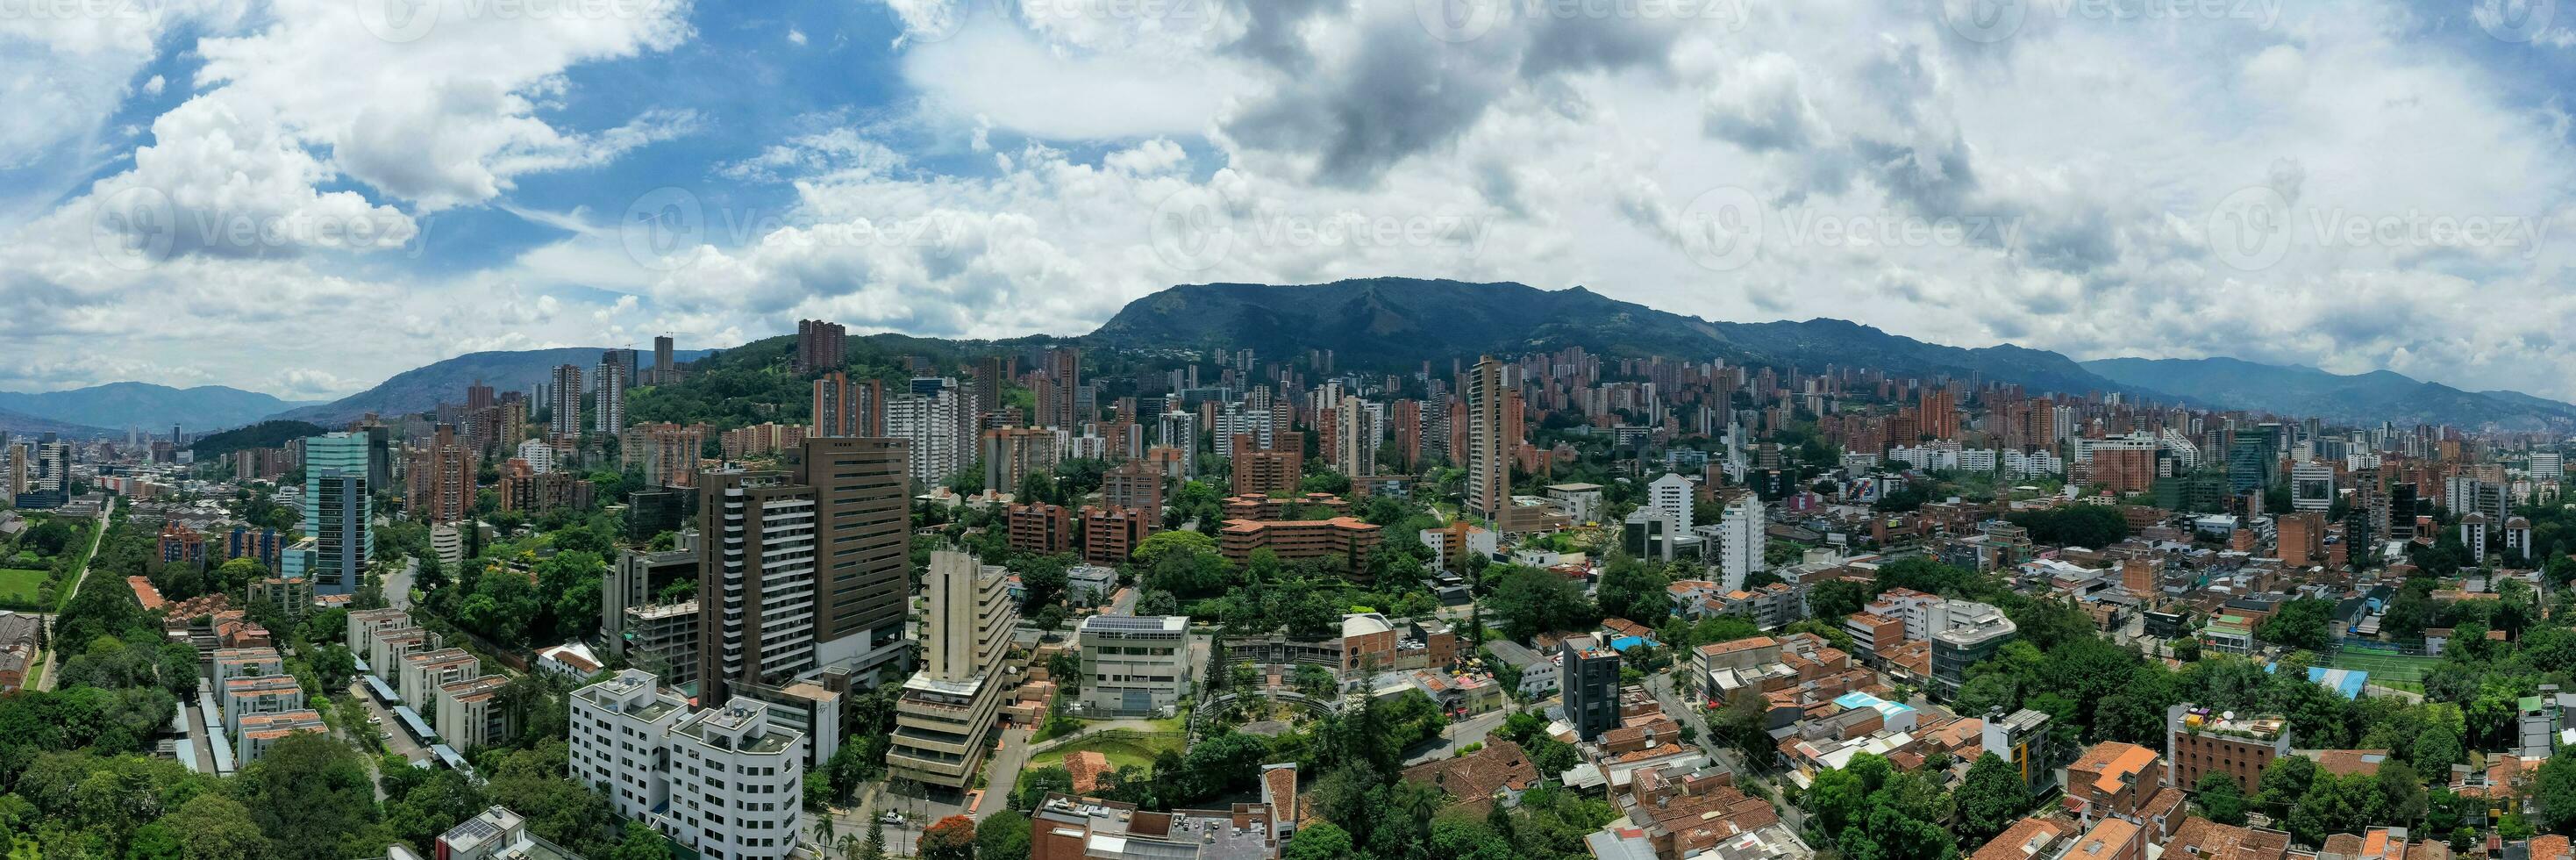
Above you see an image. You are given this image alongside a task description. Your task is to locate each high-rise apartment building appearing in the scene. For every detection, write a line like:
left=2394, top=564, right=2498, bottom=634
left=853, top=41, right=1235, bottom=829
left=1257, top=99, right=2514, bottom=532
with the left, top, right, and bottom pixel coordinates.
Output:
left=885, top=379, right=962, bottom=485
left=648, top=335, right=676, bottom=384
left=887, top=550, right=1019, bottom=789
left=1702, top=490, right=1767, bottom=592
left=406, top=425, right=474, bottom=525
left=593, top=355, right=627, bottom=435
left=1230, top=432, right=1302, bottom=497
left=289, top=432, right=372, bottom=596
left=1465, top=356, right=1515, bottom=523
left=795, top=319, right=846, bottom=372
left=623, top=422, right=710, bottom=489
left=810, top=371, right=883, bottom=438
left=696, top=437, right=914, bottom=706
left=981, top=426, right=1059, bottom=494
left=1155, top=411, right=1198, bottom=478
left=548, top=364, right=583, bottom=439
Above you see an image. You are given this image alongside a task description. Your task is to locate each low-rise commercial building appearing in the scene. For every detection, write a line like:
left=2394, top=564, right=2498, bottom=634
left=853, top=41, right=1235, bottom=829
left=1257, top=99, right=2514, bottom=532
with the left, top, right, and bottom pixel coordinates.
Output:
left=1076, top=614, right=1189, bottom=717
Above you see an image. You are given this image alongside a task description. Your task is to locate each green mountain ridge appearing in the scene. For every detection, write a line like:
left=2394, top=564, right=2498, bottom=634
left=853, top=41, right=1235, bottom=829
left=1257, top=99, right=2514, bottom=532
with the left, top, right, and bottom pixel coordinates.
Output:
left=2081, top=356, right=2576, bottom=430
left=0, top=383, right=318, bottom=433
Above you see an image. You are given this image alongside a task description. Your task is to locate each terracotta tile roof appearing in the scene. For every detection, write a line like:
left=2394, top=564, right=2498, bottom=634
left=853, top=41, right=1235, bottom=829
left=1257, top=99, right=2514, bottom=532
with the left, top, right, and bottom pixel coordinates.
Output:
left=2167, top=817, right=2288, bottom=860
left=1402, top=740, right=1538, bottom=813
left=2529, top=835, right=2572, bottom=860
left=1973, top=818, right=2073, bottom=860
left=2314, top=749, right=2390, bottom=778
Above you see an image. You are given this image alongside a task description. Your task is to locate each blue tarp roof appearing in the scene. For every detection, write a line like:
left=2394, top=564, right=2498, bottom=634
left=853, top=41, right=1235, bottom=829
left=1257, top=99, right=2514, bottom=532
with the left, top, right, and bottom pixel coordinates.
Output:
left=2308, top=667, right=2368, bottom=699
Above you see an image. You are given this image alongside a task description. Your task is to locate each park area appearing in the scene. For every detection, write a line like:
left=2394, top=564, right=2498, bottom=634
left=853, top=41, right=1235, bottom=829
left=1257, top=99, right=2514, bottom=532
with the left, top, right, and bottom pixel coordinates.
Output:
left=0, top=568, right=46, bottom=611
left=1024, top=730, right=1187, bottom=773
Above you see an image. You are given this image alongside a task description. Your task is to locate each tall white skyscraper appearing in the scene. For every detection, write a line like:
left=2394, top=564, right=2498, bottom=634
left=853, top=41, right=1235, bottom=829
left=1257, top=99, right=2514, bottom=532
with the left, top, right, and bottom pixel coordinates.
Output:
left=1702, top=491, right=1766, bottom=592
left=885, top=380, right=960, bottom=485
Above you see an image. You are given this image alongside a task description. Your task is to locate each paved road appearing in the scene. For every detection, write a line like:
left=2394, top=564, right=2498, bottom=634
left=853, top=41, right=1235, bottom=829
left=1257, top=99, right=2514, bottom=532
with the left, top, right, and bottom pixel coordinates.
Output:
left=979, top=726, right=1036, bottom=821
left=386, top=555, right=416, bottom=611
left=346, top=679, right=432, bottom=764
left=1403, top=707, right=1509, bottom=765
left=34, top=509, right=111, bottom=692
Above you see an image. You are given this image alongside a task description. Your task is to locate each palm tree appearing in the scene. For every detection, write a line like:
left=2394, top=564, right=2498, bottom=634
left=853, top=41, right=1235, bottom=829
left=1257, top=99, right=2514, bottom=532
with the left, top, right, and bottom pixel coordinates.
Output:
left=813, top=812, right=836, bottom=848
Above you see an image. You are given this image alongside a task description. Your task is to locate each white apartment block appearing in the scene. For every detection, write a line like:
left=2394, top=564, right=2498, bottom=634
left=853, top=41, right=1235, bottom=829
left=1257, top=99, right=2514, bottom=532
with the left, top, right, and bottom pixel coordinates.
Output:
left=1700, top=491, right=1767, bottom=592
left=885, top=388, right=960, bottom=484
left=572, top=670, right=806, bottom=860
left=1076, top=615, right=1190, bottom=717
left=435, top=675, right=514, bottom=749
left=2532, top=452, right=2565, bottom=482
left=1648, top=473, right=1695, bottom=530
left=398, top=648, right=480, bottom=705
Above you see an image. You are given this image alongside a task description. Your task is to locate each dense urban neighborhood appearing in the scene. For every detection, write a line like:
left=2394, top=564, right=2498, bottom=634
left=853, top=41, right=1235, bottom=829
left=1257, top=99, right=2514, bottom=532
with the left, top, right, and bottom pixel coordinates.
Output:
left=1, top=296, right=2574, bottom=860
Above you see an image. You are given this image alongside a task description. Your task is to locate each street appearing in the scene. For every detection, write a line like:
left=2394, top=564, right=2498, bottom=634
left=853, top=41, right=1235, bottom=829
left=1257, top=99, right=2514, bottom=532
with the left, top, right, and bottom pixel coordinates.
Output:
left=385, top=555, right=416, bottom=611
left=1403, top=707, right=1509, bottom=765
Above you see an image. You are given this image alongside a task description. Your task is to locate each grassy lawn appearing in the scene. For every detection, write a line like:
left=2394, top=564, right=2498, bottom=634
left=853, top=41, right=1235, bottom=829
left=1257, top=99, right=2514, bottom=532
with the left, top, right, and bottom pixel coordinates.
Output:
left=1025, top=732, right=1186, bottom=773
left=2330, top=649, right=2442, bottom=684
left=0, top=569, right=46, bottom=607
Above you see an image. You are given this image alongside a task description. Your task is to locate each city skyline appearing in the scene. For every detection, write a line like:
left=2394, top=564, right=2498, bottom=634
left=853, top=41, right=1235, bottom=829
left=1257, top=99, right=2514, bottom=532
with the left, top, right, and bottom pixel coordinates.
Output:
left=9, top=1, right=2576, bottom=403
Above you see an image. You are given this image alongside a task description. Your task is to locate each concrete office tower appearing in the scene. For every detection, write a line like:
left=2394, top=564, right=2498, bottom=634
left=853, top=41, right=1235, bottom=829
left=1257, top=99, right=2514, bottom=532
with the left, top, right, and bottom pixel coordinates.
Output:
left=548, top=364, right=582, bottom=438
left=1464, top=356, right=1515, bottom=523
left=887, top=550, right=1019, bottom=789
left=291, top=432, right=372, bottom=596
left=885, top=379, right=961, bottom=485
left=1076, top=615, right=1189, bottom=716
left=696, top=436, right=914, bottom=706
left=593, top=356, right=626, bottom=435
left=811, top=370, right=882, bottom=438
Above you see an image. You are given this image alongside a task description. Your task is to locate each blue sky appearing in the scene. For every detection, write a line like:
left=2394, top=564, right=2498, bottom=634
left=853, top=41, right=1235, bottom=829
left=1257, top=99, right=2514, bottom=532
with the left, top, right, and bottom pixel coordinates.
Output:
left=4, top=0, right=2576, bottom=407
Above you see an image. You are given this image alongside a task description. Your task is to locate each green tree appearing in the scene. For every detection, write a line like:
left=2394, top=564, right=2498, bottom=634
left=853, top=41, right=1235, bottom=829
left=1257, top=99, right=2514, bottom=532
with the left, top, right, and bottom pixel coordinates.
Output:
left=2537, top=749, right=2576, bottom=835
left=921, top=815, right=976, bottom=860
left=976, top=809, right=1032, bottom=860
left=1281, top=821, right=1353, bottom=860
left=607, top=821, right=675, bottom=860
left=2195, top=771, right=2249, bottom=825
left=1957, top=753, right=2033, bottom=842
left=1481, top=565, right=1597, bottom=641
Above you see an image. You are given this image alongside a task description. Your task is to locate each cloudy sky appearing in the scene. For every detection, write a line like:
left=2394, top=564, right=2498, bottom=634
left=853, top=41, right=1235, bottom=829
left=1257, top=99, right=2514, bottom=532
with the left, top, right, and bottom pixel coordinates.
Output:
left=5, top=0, right=2575, bottom=402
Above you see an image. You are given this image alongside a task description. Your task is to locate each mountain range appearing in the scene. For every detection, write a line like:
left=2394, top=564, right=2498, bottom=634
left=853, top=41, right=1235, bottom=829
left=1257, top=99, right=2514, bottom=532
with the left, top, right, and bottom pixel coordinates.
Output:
left=0, top=383, right=318, bottom=437
left=269, top=347, right=715, bottom=426
left=2080, top=357, right=2576, bottom=430
left=35, top=277, right=2561, bottom=434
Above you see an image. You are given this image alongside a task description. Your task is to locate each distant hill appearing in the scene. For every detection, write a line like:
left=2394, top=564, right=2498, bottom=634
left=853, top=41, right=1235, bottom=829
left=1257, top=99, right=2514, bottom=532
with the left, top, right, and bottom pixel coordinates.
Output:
left=1088, top=278, right=2162, bottom=400
left=2082, top=357, right=2576, bottom=430
left=268, top=347, right=715, bottom=426
left=0, top=383, right=318, bottom=433
left=189, top=419, right=328, bottom=460
left=0, top=408, right=112, bottom=439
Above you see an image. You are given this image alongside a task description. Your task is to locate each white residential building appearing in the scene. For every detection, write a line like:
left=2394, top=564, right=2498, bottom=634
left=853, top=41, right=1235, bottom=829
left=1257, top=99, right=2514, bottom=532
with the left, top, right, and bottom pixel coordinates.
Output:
left=885, top=385, right=961, bottom=485
left=571, top=670, right=806, bottom=860
left=1701, top=491, right=1767, bottom=592
left=2532, top=452, right=2565, bottom=482
left=515, top=438, right=556, bottom=475
left=1648, top=473, right=1696, bottom=530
